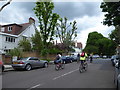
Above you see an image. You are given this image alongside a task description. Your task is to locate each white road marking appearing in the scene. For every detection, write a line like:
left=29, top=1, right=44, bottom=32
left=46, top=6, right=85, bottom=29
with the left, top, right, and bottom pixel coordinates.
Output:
left=53, top=68, right=79, bottom=80
left=27, top=83, right=43, bottom=90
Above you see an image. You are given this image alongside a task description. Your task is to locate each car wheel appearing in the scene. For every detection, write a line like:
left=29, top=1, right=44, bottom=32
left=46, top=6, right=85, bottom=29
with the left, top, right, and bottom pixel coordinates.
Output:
left=44, top=63, right=48, bottom=68
left=63, top=61, right=66, bottom=64
left=25, top=64, right=32, bottom=71
left=117, top=80, right=120, bottom=90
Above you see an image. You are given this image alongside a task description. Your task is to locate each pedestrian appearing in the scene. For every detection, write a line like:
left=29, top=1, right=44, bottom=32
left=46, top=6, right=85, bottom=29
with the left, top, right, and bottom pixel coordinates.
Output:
left=116, top=45, right=120, bottom=59
left=90, top=53, right=93, bottom=63
left=77, top=53, right=80, bottom=63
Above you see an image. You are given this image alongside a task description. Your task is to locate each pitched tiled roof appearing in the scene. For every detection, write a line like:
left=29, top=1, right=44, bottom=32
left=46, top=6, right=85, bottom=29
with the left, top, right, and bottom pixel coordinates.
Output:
left=1, top=17, right=35, bottom=35
left=1, top=23, right=31, bottom=35
left=15, top=23, right=30, bottom=35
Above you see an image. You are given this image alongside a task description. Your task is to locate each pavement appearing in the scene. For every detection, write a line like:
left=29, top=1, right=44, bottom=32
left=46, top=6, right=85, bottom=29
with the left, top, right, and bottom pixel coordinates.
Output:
left=4, top=65, right=13, bottom=71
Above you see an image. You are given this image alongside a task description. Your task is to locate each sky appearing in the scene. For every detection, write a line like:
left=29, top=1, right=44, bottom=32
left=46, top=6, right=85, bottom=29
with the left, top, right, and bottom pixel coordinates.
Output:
left=0, top=0, right=115, bottom=48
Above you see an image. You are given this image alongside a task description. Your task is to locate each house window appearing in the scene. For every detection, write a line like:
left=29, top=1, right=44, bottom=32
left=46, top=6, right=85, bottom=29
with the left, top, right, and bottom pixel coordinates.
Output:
left=5, top=36, right=15, bottom=43
left=8, top=37, right=11, bottom=42
left=1, top=27, right=5, bottom=32
left=6, top=37, right=8, bottom=42
left=14, top=38, right=15, bottom=42
left=8, top=26, right=12, bottom=31
left=11, top=38, right=13, bottom=42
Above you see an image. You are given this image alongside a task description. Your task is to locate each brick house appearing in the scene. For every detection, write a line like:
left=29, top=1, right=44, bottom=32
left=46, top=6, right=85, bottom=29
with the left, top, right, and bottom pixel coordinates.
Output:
left=0, top=17, right=36, bottom=63
left=0, top=17, right=36, bottom=53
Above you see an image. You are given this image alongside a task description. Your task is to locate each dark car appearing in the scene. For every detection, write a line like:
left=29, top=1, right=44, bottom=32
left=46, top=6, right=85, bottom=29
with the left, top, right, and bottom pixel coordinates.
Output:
left=12, top=57, right=48, bottom=71
left=0, top=61, right=4, bottom=72
left=61, top=56, right=73, bottom=64
left=71, top=55, right=78, bottom=62
left=114, top=61, right=120, bottom=90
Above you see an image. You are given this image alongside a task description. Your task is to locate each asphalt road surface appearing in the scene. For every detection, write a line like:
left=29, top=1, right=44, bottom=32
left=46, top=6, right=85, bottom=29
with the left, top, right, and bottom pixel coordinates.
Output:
left=2, top=58, right=116, bottom=89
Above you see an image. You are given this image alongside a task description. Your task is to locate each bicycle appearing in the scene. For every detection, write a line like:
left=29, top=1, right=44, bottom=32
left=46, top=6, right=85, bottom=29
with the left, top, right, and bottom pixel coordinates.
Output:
left=55, top=62, right=65, bottom=71
left=79, top=61, right=88, bottom=73
left=77, top=57, right=80, bottom=63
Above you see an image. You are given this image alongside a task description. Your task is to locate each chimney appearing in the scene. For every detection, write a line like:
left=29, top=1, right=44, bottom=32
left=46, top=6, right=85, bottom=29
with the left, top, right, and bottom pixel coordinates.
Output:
left=29, top=17, right=35, bottom=24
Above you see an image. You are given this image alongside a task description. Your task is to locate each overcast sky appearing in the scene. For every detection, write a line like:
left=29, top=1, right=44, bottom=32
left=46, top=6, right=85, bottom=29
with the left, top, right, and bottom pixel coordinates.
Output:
left=0, top=1, right=114, bottom=48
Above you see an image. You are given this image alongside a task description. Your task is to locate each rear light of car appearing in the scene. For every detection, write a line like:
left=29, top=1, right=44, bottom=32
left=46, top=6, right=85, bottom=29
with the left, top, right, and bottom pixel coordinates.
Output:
left=18, top=61, right=24, bottom=64
left=0, top=61, right=3, bottom=65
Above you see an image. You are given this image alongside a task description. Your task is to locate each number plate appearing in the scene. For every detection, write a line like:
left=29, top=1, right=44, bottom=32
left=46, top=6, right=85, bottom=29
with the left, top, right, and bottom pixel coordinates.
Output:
left=13, top=62, right=18, bottom=64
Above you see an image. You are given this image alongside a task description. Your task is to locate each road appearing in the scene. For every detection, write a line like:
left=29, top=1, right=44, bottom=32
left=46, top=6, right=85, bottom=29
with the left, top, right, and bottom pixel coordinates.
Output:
left=2, top=59, right=116, bottom=89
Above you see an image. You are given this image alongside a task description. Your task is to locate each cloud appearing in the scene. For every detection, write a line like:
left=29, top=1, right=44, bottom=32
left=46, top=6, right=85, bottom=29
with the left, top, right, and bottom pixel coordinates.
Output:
left=54, top=2, right=102, bottom=20
left=0, top=2, right=36, bottom=24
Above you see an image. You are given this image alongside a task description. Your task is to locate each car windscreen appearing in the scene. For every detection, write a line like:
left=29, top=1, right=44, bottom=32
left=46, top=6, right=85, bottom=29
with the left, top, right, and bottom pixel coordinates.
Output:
left=61, top=56, right=66, bottom=59
left=111, top=56, right=114, bottom=59
left=18, top=57, right=28, bottom=60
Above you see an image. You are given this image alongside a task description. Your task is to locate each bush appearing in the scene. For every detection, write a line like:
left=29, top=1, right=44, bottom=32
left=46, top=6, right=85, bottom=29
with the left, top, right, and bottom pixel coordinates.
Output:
left=48, top=48, right=62, bottom=54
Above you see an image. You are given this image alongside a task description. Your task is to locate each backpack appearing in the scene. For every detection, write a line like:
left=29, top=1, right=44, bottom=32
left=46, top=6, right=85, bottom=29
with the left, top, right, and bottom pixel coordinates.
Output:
left=81, top=52, right=85, bottom=57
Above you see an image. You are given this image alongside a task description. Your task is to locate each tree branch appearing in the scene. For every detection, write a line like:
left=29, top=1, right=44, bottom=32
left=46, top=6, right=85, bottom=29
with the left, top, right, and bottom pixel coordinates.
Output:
left=0, top=0, right=12, bottom=12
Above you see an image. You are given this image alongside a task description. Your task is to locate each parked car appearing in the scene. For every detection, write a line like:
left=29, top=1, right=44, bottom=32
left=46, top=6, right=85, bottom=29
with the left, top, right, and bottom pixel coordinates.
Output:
left=92, top=55, right=100, bottom=59
left=71, top=55, right=78, bottom=62
left=12, top=57, right=48, bottom=71
left=0, top=61, right=4, bottom=72
left=60, top=56, right=73, bottom=64
left=103, top=55, right=107, bottom=59
left=114, top=61, right=120, bottom=90
left=111, top=55, right=119, bottom=66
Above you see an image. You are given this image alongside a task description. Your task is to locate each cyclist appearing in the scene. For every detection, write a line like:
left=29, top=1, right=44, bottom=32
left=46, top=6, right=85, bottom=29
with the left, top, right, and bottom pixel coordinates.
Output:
left=54, top=53, right=62, bottom=65
left=80, top=52, right=88, bottom=69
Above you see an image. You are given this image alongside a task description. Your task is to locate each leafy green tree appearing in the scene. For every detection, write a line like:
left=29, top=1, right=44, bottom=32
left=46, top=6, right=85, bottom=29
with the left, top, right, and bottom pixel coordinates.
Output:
left=8, top=48, right=23, bottom=58
left=84, top=45, right=98, bottom=54
left=56, top=17, right=77, bottom=52
left=31, top=30, right=43, bottom=53
left=84, top=31, right=116, bottom=56
left=33, top=1, right=59, bottom=48
left=100, top=2, right=120, bottom=26
left=86, top=31, right=103, bottom=46
left=18, top=38, right=31, bottom=51
left=97, top=38, right=116, bottom=56
left=109, top=26, right=120, bottom=44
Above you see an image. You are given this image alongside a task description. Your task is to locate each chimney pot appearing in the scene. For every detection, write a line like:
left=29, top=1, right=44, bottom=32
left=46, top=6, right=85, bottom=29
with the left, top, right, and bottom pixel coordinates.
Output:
left=29, top=17, right=35, bottom=24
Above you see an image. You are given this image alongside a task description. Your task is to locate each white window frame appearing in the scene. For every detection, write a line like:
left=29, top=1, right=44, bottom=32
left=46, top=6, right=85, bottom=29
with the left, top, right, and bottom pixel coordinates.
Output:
left=1, top=27, right=5, bottom=32
left=8, top=26, right=12, bottom=31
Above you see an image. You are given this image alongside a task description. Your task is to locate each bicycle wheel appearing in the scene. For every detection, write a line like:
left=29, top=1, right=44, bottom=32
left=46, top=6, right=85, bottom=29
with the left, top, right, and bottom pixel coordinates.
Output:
left=55, top=64, right=60, bottom=71
left=84, top=63, right=88, bottom=71
left=79, top=64, right=83, bottom=73
left=61, top=63, right=65, bottom=69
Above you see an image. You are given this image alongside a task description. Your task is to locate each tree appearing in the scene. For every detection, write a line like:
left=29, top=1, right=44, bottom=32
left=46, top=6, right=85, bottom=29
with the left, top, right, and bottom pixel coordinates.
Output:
left=96, top=38, right=115, bottom=56
left=31, top=30, right=43, bottom=53
left=86, top=31, right=103, bottom=46
left=109, top=26, right=120, bottom=44
left=84, top=45, right=98, bottom=54
left=0, top=0, right=12, bottom=12
left=56, top=17, right=77, bottom=52
left=8, top=48, right=23, bottom=58
left=18, top=38, right=31, bottom=51
left=84, top=31, right=116, bottom=56
left=100, top=2, right=120, bottom=26
left=33, top=1, right=59, bottom=48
